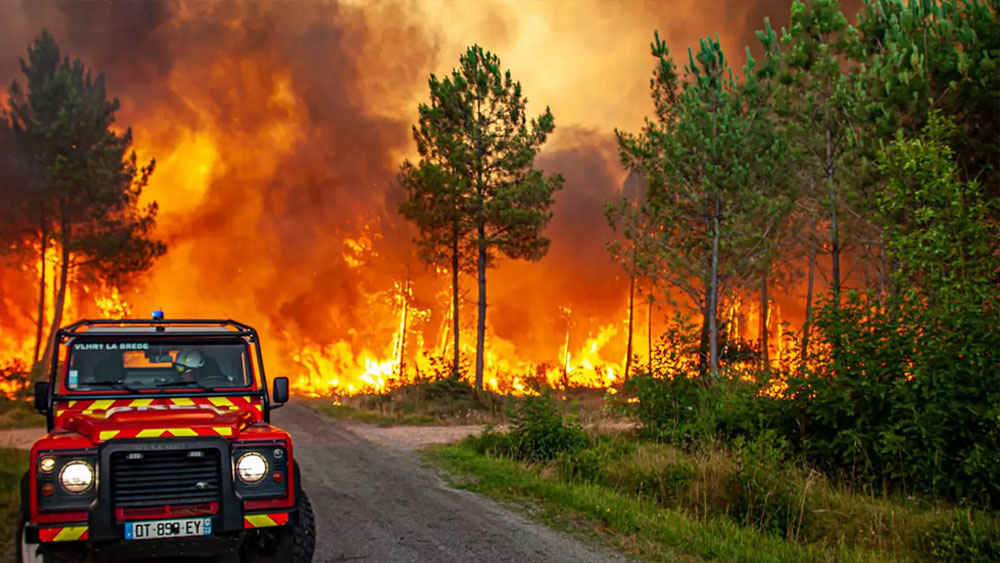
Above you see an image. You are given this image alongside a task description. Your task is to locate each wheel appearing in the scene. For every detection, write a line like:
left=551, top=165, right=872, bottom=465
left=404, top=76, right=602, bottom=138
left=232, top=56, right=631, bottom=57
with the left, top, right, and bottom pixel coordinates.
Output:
left=240, top=489, right=315, bottom=563
left=15, top=512, right=87, bottom=563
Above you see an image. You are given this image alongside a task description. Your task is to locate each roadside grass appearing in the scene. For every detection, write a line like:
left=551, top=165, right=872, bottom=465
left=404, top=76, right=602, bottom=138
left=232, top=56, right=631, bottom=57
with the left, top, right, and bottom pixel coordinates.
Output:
left=426, top=436, right=999, bottom=562
left=0, top=448, right=28, bottom=559
left=302, top=380, right=623, bottom=427
left=426, top=442, right=882, bottom=563
left=0, top=399, right=45, bottom=429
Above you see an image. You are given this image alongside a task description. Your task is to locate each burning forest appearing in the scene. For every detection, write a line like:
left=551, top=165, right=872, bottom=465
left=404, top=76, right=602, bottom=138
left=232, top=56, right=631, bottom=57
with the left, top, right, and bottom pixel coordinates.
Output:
left=0, top=0, right=823, bottom=398
left=2, top=1, right=998, bottom=558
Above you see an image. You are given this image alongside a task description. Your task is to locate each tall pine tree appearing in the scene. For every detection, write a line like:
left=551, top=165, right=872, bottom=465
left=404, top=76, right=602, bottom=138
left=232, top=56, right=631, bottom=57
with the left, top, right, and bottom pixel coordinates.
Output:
left=399, top=45, right=562, bottom=390
left=614, top=32, right=791, bottom=378
left=4, top=30, right=165, bottom=370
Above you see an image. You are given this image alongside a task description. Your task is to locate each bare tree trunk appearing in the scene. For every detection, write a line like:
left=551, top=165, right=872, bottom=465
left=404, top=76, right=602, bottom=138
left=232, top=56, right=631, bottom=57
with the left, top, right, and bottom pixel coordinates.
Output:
left=474, top=226, right=487, bottom=391
left=42, top=226, right=70, bottom=372
left=708, top=199, right=721, bottom=378
left=451, top=225, right=460, bottom=379
left=625, top=275, right=635, bottom=379
left=827, top=126, right=840, bottom=309
left=647, top=292, right=653, bottom=373
left=760, top=273, right=769, bottom=370
left=33, top=225, right=47, bottom=365
left=802, top=240, right=816, bottom=362
left=398, top=276, right=409, bottom=378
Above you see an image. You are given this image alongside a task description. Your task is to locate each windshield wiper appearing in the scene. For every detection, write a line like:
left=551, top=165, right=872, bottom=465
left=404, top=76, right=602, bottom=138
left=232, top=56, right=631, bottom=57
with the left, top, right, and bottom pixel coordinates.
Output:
left=156, top=380, right=211, bottom=391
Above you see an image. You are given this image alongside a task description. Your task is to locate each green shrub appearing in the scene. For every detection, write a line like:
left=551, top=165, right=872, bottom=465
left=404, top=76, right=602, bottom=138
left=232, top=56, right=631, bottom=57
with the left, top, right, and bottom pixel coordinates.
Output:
left=467, top=425, right=514, bottom=456
left=507, top=392, right=589, bottom=462
left=922, top=509, right=1000, bottom=562
left=728, top=430, right=807, bottom=538
left=555, top=448, right=606, bottom=484
left=614, top=461, right=697, bottom=506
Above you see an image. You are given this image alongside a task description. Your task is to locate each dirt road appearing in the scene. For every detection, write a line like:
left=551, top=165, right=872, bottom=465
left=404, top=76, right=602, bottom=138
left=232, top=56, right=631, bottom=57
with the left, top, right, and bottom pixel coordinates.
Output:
left=2, top=405, right=621, bottom=562
left=275, top=404, right=623, bottom=563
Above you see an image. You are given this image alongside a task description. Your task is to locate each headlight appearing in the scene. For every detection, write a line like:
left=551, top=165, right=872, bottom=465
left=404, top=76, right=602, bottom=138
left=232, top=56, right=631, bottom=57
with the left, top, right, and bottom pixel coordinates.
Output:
left=58, top=461, right=94, bottom=494
left=236, top=452, right=268, bottom=483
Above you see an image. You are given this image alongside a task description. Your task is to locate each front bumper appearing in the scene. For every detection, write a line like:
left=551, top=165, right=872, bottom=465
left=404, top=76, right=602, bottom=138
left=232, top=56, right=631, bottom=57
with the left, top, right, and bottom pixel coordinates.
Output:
left=26, top=511, right=293, bottom=544
left=28, top=437, right=295, bottom=546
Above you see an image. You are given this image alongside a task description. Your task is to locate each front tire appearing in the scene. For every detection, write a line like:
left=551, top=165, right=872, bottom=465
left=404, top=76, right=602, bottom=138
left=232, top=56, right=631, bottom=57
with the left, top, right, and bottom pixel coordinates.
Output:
left=240, top=489, right=315, bottom=563
left=15, top=512, right=87, bottom=563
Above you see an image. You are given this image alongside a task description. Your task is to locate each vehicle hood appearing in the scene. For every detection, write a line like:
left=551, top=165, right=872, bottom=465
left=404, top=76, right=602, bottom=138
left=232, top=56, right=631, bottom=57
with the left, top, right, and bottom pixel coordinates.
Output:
left=62, top=406, right=255, bottom=442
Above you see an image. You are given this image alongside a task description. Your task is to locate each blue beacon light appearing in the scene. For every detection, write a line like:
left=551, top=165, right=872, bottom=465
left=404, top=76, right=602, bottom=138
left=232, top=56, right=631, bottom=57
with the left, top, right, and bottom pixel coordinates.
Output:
left=152, top=310, right=165, bottom=320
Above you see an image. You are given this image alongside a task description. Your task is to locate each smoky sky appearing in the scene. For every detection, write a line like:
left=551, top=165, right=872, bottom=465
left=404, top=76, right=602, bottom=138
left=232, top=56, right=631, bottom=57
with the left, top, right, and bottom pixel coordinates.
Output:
left=0, top=0, right=843, bottom=374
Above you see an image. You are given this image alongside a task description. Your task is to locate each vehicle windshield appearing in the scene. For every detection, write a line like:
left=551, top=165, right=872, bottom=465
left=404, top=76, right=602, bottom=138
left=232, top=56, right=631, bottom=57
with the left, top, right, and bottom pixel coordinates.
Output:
left=66, top=339, right=253, bottom=391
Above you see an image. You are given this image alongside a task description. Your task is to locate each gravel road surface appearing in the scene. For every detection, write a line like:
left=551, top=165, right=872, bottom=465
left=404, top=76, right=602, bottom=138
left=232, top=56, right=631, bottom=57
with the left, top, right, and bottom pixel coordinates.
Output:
left=3, top=405, right=622, bottom=562
left=275, top=403, right=623, bottom=563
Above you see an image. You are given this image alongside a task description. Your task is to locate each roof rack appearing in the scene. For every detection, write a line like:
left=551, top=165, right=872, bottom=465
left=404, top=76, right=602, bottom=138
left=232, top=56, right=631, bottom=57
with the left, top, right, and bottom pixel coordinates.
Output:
left=57, top=319, right=260, bottom=340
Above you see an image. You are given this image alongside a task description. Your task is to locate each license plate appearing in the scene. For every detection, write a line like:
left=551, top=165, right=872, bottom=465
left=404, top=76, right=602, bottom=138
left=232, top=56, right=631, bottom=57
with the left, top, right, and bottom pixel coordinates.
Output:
left=124, top=517, right=212, bottom=540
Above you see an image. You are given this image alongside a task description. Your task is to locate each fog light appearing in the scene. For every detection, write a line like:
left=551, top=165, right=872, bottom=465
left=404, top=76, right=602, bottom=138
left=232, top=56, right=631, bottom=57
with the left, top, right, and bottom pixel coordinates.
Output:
left=39, top=457, right=56, bottom=473
left=273, top=472, right=283, bottom=483
left=41, top=484, right=54, bottom=497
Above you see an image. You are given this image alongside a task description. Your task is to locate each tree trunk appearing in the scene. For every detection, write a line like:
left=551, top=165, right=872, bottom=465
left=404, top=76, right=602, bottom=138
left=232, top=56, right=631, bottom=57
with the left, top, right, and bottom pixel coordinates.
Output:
left=474, top=227, right=487, bottom=391
left=827, top=126, right=840, bottom=309
left=625, top=275, right=635, bottom=379
left=42, top=227, right=70, bottom=373
left=33, top=226, right=47, bottom=365
left=451, top=225, right=460, bottom=379
left=647, top=292, right=653, bottom=373
left=801, top=240, right=816, bottom=362
left=708, top=200, right=721, bottom=378
left=760, top=273, right=769, bottom=370
left=398, top=280, right=409, bottom=378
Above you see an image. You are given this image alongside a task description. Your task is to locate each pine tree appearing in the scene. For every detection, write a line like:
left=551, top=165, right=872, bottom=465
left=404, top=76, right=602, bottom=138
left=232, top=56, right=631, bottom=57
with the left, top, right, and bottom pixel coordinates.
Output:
left=399, top=45, right=563, bottom=390
left=614, top=31, right=792, bottom=378
left=4, top=30, right=165, bottom=370
left=779, top=0, right=861, bottom=313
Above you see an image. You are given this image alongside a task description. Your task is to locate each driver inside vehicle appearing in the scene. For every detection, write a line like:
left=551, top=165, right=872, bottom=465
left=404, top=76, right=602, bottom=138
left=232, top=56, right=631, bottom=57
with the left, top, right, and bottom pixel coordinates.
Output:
left=173, top=348, right=225, bottom=383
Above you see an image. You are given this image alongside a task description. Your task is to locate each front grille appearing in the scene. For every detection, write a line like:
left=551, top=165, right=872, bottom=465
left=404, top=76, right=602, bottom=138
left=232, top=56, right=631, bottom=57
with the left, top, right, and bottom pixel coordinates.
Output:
left=110, top=449, right=222, bottom=508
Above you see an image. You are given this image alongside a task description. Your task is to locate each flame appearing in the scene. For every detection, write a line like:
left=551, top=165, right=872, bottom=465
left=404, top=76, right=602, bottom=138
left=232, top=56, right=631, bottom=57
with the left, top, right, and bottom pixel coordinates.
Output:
left=0, top=1, right=829, bottom=400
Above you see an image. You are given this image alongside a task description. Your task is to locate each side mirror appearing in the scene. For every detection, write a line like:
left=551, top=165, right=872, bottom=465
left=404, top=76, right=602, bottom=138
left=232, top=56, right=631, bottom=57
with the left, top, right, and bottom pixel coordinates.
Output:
left=34, top=382, right=50, bottom=414
left=271, top=377, right=289, bottom=407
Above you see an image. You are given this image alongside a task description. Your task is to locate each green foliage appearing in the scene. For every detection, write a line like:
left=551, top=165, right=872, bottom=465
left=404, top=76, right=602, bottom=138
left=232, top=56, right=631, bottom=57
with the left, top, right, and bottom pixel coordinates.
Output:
left=0, top=448, right=28, bottom=560
left=729, top=431, right=806, bottom=537
left=399, top=44, right=563, bottom=390
left=555, top=448, right=606, bottom=484
left=774, top=116, right=1000, bottom=507
left=4, top=29, right=165, bottom=286
left=922, top=509, right=1000, bottom=562
left=611, top=29, right=793, bottom=376
left=855, top=0, right=999, bottom=191
left=506, top=392, right=589, bottom=462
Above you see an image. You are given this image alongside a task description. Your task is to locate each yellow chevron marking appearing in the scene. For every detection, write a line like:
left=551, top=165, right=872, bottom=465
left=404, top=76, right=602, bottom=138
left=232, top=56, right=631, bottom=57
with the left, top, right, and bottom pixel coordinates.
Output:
left=53, top=526, right=87, bottom=541
left=213, top=427, right=233, bottom=436
left=129, top=398, right=154, bottom=407
left=245, top=514, right=277, bottom=528
left=85, top=399, right=114, bottom=412
left=167, top=428, right=198, bottom=437
left=68, top=400, right=78, bottom=408
left=208, top=397, right=233, bottom=407
left=99, top=431, right=120, bottom=441
left=136, top=428, right=166, bottom=438
left=254, top=405, right=263, bottom=411
left=170, top=398, right=195, bottom=406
